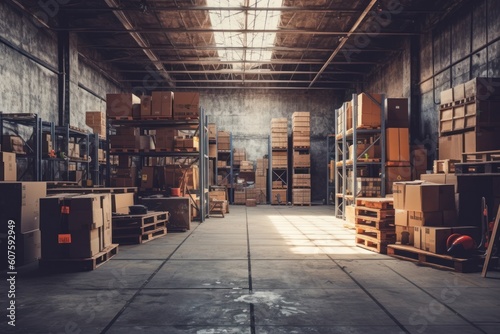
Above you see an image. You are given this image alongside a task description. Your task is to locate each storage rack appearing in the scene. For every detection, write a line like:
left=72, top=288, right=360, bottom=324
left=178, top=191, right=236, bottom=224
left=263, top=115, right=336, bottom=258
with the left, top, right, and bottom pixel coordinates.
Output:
left=326, top=134, right=336, bottom=205
left=291, top=112, right=311, bottom=206
left=54, top=125, right=90, bottom=184
left=216, top=131, right=234, bottom=203
left=0, top=112, right=55, bottom=181
left=334, top=94, right=387, bottom=219
left=269, top=118, right=289, bottom=205
left=105, top=107, right=209, bottom=222
left=89, top=133, right=107, bottom=186
left=208, top=124, right=217, bottom=186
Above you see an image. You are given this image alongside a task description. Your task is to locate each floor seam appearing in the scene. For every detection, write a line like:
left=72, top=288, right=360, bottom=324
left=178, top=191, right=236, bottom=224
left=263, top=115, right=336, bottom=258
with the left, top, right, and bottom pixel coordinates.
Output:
left=246, top=206, right=257, bottom=334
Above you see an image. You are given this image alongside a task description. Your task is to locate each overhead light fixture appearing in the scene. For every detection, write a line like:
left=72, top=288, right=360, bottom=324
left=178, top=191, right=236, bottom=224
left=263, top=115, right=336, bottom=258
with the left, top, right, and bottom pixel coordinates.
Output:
left=207, top=0, right=282, bottom=70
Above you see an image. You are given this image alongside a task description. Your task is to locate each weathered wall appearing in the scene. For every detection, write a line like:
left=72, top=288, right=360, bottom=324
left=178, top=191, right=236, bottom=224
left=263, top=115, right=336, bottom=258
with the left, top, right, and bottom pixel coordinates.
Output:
left=361, top=0, right=500, bottom=168
left=201, top=89, right=340, bottom=202
left=0, top=2, right=59, bottom=123
left=0, top=2, right=123, bottom=130
left=417, top=0, right=500, bottom=163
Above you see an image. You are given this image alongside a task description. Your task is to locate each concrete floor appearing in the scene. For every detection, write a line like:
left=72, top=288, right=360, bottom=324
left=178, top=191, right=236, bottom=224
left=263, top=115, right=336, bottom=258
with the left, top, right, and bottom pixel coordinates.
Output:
left=2, top=205, right=500, bottom=334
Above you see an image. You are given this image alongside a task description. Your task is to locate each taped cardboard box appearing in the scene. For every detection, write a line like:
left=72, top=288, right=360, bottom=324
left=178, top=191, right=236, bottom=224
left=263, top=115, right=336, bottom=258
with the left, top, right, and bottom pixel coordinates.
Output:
left=0, top=151, right=17, bottom=181
left=152, top=91, right=173, bottom=117
left=422, top=227, right=452, bottom=254
left=395, top=225, right=414, bottom=245
left=106, top=93, right=140, bottom=118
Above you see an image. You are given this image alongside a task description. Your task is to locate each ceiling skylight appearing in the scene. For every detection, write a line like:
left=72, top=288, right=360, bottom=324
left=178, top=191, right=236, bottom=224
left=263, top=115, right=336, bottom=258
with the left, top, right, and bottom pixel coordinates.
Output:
left=207, top=0, right=282, bottom=71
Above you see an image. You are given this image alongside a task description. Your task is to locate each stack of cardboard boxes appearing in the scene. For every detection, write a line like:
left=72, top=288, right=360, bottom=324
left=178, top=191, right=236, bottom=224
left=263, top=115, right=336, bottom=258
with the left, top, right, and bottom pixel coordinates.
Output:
left=86, top=111, right=106, bottom=138
left=393, top=181, right=477, bottom=254
left=40, top=193, right=113, bottom=261
left=291, top=112, right=311, bottom=205
left=439, top=78, right=500, bottom=160
left=0, top=182, right=47, bottom=268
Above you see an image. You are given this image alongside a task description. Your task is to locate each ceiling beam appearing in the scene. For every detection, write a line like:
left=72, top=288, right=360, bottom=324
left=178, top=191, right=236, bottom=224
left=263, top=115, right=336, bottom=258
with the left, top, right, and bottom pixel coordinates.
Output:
left=56, top=27, right=419, bottom=36
left=309, top=0, right=378, bottom=88
left=104, top=0, right=175, bottom=87
left=80, top=44, right=401, bottom=53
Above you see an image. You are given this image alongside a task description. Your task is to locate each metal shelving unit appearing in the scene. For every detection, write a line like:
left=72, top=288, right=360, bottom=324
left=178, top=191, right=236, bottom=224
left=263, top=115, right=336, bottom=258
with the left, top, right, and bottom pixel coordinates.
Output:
left=334, top=94, right=387, bottom=219
left=54, top=125, right=90, bottom=184
left=326, top=133, right=336, bottom=205
left=0, top=112, right=55, bottom=181
left=106, top=107, right=209, bottom=222
left=216, top=132, right=233, bottom=203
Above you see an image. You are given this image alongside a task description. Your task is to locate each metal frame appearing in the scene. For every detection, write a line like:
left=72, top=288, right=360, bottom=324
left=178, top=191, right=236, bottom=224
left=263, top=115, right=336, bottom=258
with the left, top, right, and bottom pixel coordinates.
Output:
left=334, top=93, right=387, bottom=219
left=215, top=132, right=234, bottom=203
left=0, top=113, right=54, bottom=181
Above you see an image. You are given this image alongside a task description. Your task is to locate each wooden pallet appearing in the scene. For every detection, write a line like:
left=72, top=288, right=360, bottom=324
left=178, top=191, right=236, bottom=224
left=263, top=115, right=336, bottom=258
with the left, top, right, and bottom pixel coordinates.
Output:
left=113, top=220, right=167, bottom=236
left=355, top=217, right=395, bottom=229
left=387, top=244, right=481, bottom=273
left=440, top=102, right=454, bottom=109
left=454, top=161, right=500, bottom=174
left=140, top=116, right=173, bottom=120
left=355, top=234, right=389, bottom=254
left=386, top=161, right=411, bottom=167
left=39, top=244, right=119, bottom=272
left=174, top=148, right=199, bottom=152
left=110, top=148, right=140, bottom=153
left=112, top=211, right=169, bottom=229
left=112, top=226, right=167, bottom=245
left=462, top=150, right=500, bottom=162
left=433, top=159, right=459, bottom=174
left=355, top=206, right=395, bottom=220
left=293, top=203, right=312, bottom=206
left=355, top=198, right=394, bottom=210
left=293, top=146, right=311, bottom=149
left=107, top=116, right=136, bottom=120
left=355, top=225, right=396, bottom=242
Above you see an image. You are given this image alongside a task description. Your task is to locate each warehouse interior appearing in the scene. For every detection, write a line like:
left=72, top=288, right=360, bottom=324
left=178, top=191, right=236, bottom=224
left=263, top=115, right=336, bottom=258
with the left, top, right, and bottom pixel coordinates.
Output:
left=1, top=0, right=500, bottom=333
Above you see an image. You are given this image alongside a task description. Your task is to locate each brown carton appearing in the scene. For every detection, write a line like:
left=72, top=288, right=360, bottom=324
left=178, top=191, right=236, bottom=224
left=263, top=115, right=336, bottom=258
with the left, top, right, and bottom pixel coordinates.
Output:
left=422, top=227, right=452, bottom=254
left=106, top=93, right=140, bottom=118
left=140, top=95, right=152, bottom=117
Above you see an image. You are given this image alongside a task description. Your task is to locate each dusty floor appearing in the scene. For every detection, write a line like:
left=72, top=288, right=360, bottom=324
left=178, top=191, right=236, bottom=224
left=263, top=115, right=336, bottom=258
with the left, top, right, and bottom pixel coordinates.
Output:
left=2, top=205, right=500, bottom=333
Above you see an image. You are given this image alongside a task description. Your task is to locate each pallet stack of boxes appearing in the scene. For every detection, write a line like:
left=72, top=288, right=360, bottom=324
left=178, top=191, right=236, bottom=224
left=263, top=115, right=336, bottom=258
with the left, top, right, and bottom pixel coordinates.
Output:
left=291, top=112, right=311, bottom=206
left=393, top=181, right=477, bottom=255
left=438, top=78, right=500, bottom=162
left=39, top=192, right=116, bottom=268
left=271, top=118, right=288, bottom=204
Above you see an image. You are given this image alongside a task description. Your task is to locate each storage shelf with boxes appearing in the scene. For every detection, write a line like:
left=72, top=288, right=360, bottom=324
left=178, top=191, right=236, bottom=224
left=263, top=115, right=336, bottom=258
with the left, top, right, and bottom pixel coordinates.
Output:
left=105, top=92, right=209, bottom=222
left=291, top=112, right=311, bottom=206
left=271, top=118, right=289, bottom=205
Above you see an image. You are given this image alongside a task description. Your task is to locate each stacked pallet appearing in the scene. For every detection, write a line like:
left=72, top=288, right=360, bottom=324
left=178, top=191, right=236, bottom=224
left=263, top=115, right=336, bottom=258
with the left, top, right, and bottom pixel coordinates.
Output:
left=291, top=112, right=311, bottom=206
left=354, top=198, right=396, bottom=254
left=112, top=212, right=168, bottom=244
left=439, top=78, right=500, bottom=161
left=271, top=118, right=289, bottom=205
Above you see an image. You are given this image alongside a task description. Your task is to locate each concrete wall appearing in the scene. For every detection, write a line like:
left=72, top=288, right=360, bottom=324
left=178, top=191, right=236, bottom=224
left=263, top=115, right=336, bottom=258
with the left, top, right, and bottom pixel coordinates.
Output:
left=201, top=89, right=340, bottom=202
left=0, top=2, right=124, bottom=129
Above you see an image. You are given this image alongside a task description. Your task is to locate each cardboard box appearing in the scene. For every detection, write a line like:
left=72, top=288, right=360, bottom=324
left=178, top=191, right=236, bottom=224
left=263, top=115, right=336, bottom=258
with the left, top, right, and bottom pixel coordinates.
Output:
left=345, top=205, right=356, bottom=225
left=422, top=227, right=452, bottom=254
left=140, top=197, right=191, bottom=230
left=408, top=211, right=442, bottom=227
left=357, top=93, right=382, bottom=128
left=209, top=144, right=217, bottom=158
left=271, top=189, right=287, bottom=204
left=110, top=177, right=136, bottom=188
left=386, top=166, right=412, bottom=194
left=152, top=91, right=173, bottom=117
left=140, top=95, right=152, bottom=117
left=139, top=135, right=155, bottom=150
left=386, top=128, right=410, bottom=161
left=112, top=193, right=135, bottom=214
left=68, top=228, right=101, bottom=259
left=414, top=226, right=423, bottom=249
left=0, top=151, right=17, bottom=181
left=68, top=194, right=111, bottom=231
left=392, top=181, right=423, bottom=210
left=106, top=93, right=140, bottom=118
left=0, top=182, right=47, bottom=234
left=173, top=92, right=200, bottom=118
left=440, top=88, right=454, bottom=105
left=396, top=225, right=414, bottom=245
left=16, top=229, right=41, bottom=266
left=386, top=98, right=409, bottom=128
left=395, top=209, right=408, bottom=226
left=2, top=135, right=24, bottom=153
left=405, top=182, right=455, bottom=212
left=439, top=134, right=463, bottom=160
